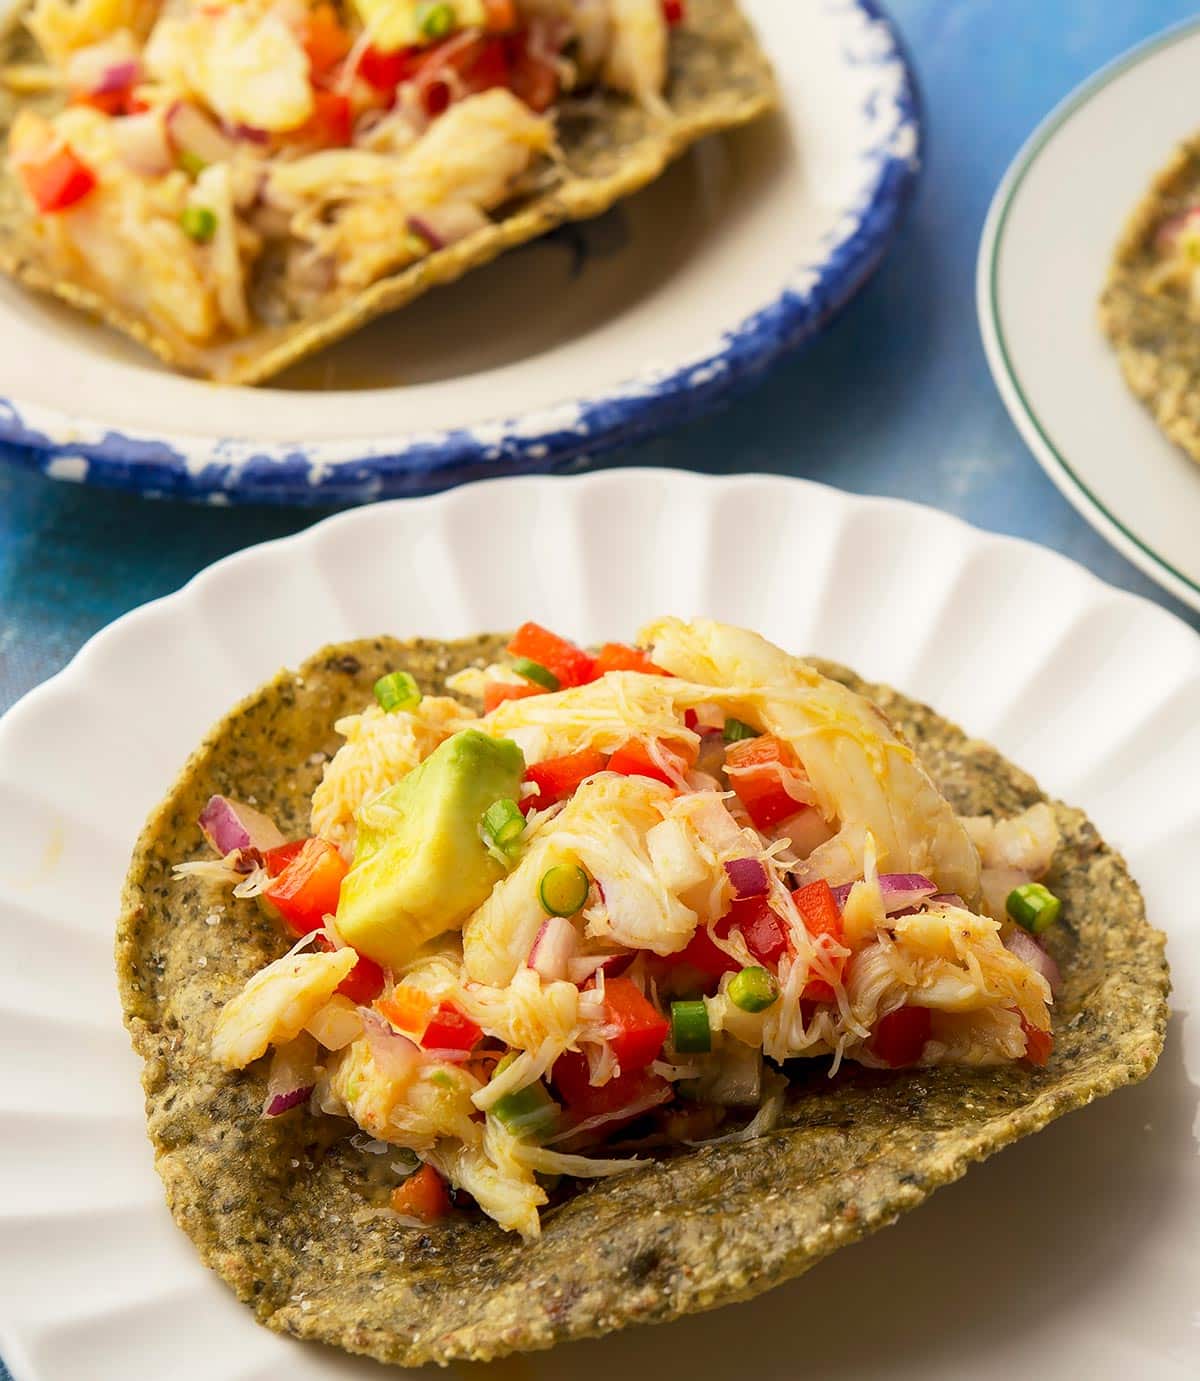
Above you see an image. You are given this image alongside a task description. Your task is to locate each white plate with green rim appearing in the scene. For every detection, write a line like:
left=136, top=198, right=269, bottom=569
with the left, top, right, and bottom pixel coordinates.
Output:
left=978, top=15, right=1200, bottom=615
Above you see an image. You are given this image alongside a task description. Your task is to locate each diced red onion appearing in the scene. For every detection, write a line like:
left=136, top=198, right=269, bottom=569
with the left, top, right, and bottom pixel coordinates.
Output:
left=261, top=1033, right=317, bottom=1118
left=419, top=1048, right=474, bottom=1064
left=567, top=952, right=632, bottom=984
left=362, top=1011, right=421, bottom=1080
left=1004, top=928, right=1062, bottom=996
left=832, top=874, right=936, bottom=914
left=528, top=915, right=580, bottom=982
left=230, top=122, right=269, bottom=145
left=167, top=101, right=237, bottom=165
left=1154, top=207, right=1200, bottom=254
left=199, top=795, right=286, bottom=856
left=66, top=39, right=140, bottom=94
left=264, top=1086, right=313, bottom=1116
left=878, top=874, right=937, bottom=911
left=724, top=857, right=770, bottom=899
left=929, top=892, right=965, bottom=908
left=96, top=59, right=140, bottom=93
left=408, top=201, right=490, bottom=250
left=691, top=1042, right=762, bottom=1107
left=111, top=109, right=172, bottom=177
left=231, top=846, right=264, bottom=875
left=690, top=701, right=726, bottom=732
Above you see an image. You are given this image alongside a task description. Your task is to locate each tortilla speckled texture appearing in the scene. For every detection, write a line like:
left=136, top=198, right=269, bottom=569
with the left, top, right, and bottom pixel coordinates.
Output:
left=1100, top=137, right=1200, bottom=463
left=117, top=635, right=1169, bottom=1367
left=0, top=0, right=774, bottom=385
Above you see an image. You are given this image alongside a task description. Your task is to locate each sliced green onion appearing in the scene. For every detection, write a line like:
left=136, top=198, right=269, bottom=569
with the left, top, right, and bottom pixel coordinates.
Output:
left=178, top=150, right=207, bottom=178
left=482, top=797, right=525, bottom=853
left=728, top=966, right=778, bottom=1013
left=511, top=657, right=560, bottom=692
left=723, top=717, right=758, bottom=743
left=179, top=205, right=217, bottom=242
left=671, top=999, right=711, bottom=1053
left=374, top=670, right=422, bottom=713
left=538, top=863, right=590, bottom=917
left=490, top=1079, right=559, bottom=1141
left=417, top=0, right=455, bottom=38
left=1006, top=882, right=1062, bottom=934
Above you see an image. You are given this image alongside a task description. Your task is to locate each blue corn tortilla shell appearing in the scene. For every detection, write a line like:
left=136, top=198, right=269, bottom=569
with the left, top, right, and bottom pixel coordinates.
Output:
left=117, top=634, right=1169, bottom=1366
left=1101, top=138, right=1200, bottom=463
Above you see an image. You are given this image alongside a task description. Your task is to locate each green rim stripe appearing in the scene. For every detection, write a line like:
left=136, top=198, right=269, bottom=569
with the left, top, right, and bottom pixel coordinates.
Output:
left=984, top=15, right=1200, bottom=603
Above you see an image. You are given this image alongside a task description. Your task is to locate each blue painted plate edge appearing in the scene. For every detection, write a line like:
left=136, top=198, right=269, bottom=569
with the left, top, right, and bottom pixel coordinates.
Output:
left=0, top=0, right=922, bottom=507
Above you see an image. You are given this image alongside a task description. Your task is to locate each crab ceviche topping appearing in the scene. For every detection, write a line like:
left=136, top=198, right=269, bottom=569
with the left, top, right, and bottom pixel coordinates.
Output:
left=6, top=0, right=685, bottom=347
left=187, top=619, right=1064, bottom=1239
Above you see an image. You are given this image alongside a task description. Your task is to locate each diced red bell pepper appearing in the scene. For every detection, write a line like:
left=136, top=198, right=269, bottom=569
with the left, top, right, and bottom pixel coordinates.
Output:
left=301, top=88, right=353, bottom=147
left=726, top=895, right=789, bottom=965
left=662, top=0, right=686, bottom=25
left=601, top=977, right=669, bottom=1071
left=551, top=1050, right=669, bottom=1125
left=358, top=43, right=423, bottom=93
left=673, top=898, right=788, bottom=979
left=262, top=837, right=348, bottom=936
left=506, top=32, right=559, bottom=112
left=871, top=1006, right=931, bottom=1068
left=20, top=144, right=96, bottom=213
left=523, top=748, right=607, bottom=810
left=591, top=643, right=668, bottom=677
left=69, top=87, right=135, bottom=116
left=303, top=3, right=352, bottom=77
left=482, top=0, right=518, bottom=30
left=1021, top=1016, right=1053, bottom=1068
left=675, top=922, right=739, bottom=980
left=483, top=679, right=544, bottom=713
left=408, top=33, right=511, bottom=115
left=423, top=1002, right=483, bottom=1052
left=507, top=622, right=595, bottom=688
left=377, top=989, right=482, bottom=1051
left=726, top=733, right=804, bottom=832
left=457, top=34, right=512, bottom=94
left=607, top=737, right=695, bottom=787
left=314, top=934, right=385, bottom=1003
left=792, top=879, right=847, bottom=1003
left=377, top=986, right=433, bottom=1036
left=390, top=1163, right=451, bottom=1222
left=263, top=840, right=307, bottom=875
left=792, top=879, right=842, bottom=940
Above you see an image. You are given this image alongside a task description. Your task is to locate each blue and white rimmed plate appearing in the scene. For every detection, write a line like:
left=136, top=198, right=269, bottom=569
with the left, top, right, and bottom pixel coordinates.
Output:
left=979, top=16, right=1200, bottom=615
left=0, top=0, right=920, bottom=505
left=0, top=470, right=1197, bottom=1380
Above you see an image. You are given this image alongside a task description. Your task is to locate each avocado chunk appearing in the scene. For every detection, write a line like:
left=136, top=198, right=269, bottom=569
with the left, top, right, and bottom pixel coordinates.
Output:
left=336, top=729, right=525, bottom=970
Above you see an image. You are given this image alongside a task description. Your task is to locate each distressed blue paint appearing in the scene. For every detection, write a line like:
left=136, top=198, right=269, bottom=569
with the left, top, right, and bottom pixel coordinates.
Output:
left=0, top=0, right=922, bottom=505
left=3, top=7, right=1200, bottom=1371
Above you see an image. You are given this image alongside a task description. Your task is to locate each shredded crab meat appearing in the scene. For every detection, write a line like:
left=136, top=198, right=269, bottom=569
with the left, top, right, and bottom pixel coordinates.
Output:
left=182, top=617, right=1062, bottom=1240
left=211, top=945, right=356, bottom=1071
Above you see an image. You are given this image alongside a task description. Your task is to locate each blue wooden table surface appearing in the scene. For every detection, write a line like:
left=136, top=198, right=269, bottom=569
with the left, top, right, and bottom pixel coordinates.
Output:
left=2, top=1, right=1199, bottom=1376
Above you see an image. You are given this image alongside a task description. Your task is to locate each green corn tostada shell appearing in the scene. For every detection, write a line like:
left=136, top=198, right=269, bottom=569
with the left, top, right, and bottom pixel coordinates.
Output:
left=1100, top=137, right=1200, bottom=463
left=117, top=634, right=1169, bottom=1366
left=0, top=0, right=775, bottom=384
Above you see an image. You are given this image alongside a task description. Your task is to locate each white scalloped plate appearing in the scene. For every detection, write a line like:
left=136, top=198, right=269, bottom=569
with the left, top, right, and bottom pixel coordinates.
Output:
left=0, top=471, right=1197, bottom=1381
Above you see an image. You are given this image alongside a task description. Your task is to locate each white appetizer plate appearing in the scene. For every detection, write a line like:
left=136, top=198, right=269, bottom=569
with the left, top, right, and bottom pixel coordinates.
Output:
left=0, top=471, right=1196, bottom=1381
left=0, top=0, right=920, bottom=503
left=979, top=15, right=1200, bottom=614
